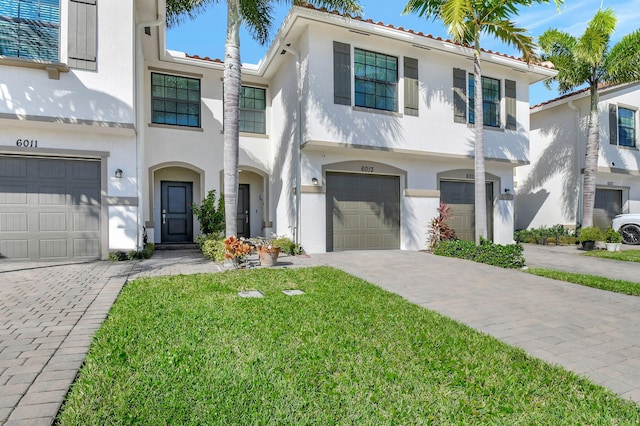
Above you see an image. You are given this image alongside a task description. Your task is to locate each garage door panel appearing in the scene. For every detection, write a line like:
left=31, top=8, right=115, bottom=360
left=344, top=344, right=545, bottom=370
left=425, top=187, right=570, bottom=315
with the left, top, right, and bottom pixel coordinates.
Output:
left=327, top=172, right=400, bottom=251
left=1, top=213, right=28, bottom=232
left=0, top=156, right=101, bottom=260
left=74, top=212, right=100, bottom=231
left=40, top=239, right=68, bottom=258
left=0, top=240, right=28, bottom=258
left=74, top=239, right=99, bottom=257
left=0, top=186, right=27, bottom=204
left=72, top=187, right=100, bottom=205
left=38, top=160, right=67, bottom=179
left=440, top=181, right=493, bottom=242
left=39, top=213, right=67, bottom=231
left=39, top=187, right=67, bottom=205
left=594, top=189, right=622, bottom=230
left=0, top=158, right=27, bottom=177
left=72, top=162, right=100, bottom=179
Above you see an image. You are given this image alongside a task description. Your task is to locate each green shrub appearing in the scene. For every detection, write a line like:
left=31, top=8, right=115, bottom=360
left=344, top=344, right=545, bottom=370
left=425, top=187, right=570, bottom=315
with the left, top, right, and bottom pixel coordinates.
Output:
left=578, top=226, right=603, bottom=243
left=198, top=236, right=226, bottom=262
left=192, top=190, right=225, bottom=237
left=605, top=226, right=623, bottom=243
left=108, top=243, right=154, bottom=261
left=433, top=239, right=525, bottom=269
left=271, top=236, right=304, bottom=255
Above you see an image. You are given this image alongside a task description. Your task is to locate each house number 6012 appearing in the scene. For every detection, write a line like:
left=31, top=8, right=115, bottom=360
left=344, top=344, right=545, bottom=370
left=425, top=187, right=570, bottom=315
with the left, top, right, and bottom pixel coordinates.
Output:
left=16, top=139, right=38, bottom=148
left=361, top=165, right=374, bottom=173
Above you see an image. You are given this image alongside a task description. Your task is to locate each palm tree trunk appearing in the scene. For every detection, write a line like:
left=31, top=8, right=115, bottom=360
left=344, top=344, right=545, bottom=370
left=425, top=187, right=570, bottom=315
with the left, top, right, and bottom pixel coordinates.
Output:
left=581, top=83, right=600, bottom=228
left=223, top=0, right=241, bottom=237
left=473, top=39, right=487, bottom=244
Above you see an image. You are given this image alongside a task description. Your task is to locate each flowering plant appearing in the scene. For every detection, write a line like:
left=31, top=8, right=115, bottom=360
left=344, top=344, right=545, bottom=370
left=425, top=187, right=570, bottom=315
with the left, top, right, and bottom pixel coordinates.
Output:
left=224, top=236, right=252, bottom=268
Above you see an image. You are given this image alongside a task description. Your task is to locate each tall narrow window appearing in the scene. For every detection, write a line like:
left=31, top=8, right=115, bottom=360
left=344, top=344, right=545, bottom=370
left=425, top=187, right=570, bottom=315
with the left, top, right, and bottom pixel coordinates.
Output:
left=618, top=107, right=636, bottom=148
left=240, top=86, right=266, bottom=134
left=354, top=48, right=398, bottom=112
left=151, top=73, right=201, bottom=128
left=469, top=75, right=501, bottom=127
left=0, top=0, right=60, bottom=62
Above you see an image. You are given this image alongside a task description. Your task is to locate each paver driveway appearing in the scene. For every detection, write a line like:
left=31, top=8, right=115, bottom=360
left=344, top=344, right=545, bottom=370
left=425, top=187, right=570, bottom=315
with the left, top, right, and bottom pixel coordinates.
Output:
left=0, top=261, right=132, bottom=425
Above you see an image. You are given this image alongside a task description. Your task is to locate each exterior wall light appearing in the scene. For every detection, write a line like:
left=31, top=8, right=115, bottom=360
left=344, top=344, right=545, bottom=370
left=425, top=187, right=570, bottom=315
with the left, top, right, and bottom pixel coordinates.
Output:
left=115, top=169, right=123, bottom=179
left=312, top=177, right=318, bottom=186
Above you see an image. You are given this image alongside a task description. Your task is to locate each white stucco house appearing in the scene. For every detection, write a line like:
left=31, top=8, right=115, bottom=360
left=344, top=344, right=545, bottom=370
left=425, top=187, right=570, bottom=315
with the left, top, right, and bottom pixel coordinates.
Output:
left=516, top=83, right=640, bottom=231
left=0, top=0, right=556, bottom=260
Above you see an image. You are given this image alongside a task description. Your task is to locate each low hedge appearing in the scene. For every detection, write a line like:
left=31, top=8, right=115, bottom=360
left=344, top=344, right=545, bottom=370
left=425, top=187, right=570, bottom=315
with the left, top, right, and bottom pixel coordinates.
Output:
left=433, top=239, right=525, bottom=269
left=108, top=243, right=155, bottom=261
left=196, top=235, right=226, bottom=262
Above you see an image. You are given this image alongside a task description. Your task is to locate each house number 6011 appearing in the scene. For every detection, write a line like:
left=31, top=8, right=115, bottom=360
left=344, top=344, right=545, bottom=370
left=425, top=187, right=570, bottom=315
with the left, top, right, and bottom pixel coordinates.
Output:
left=361, top=165, right=374, bottom=173
left=16, top=139, right=38, bottom=148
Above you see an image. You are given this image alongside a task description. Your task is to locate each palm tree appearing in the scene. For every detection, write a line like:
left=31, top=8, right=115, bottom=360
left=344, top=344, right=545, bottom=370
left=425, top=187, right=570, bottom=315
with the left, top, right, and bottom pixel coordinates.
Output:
left=539, top=8, right=640, bottom=228
left=403, top=0, right=562, bottom=244
left=166, top=0, right=361, bottom=238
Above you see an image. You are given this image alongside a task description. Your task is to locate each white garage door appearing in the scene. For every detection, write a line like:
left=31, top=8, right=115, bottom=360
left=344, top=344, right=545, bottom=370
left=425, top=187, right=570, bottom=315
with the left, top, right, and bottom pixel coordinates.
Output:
left=0, top=156, right=101, bottom=260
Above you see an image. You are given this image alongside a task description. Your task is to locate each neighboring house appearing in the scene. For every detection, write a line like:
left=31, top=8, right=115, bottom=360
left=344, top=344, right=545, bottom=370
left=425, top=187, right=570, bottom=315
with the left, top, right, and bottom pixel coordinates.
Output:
left=0, top=0, right=140, bottom=261
left=516, top=83, right=640, bottom=231
left=0, top=0, right=555, bottom=260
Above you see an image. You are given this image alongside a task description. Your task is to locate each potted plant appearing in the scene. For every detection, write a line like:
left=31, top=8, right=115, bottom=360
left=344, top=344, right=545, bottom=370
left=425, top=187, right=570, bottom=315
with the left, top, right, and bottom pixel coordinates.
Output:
left=255, top=236, right=282, bottom=267
left=577, top=226, right=603, bottom=251
left=604, top=226, right=623, bottom=252
left=224, top=236, right=252, bottom=269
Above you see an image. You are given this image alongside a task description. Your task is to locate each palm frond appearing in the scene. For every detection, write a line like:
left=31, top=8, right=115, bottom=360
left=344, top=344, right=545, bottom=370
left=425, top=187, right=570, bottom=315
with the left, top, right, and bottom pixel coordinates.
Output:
left=603, top=29, right=640, bottom=84
left=483, top=19, right=536, bottom=62
left=166, top=0, right=217, bottom=28
left=575, top=8, right=615, bottom=67
left=538, top=29, right=590, bottom=93
left=239, top=0, right=274, bottom=44
left=440, top=0, right=473, bottom=43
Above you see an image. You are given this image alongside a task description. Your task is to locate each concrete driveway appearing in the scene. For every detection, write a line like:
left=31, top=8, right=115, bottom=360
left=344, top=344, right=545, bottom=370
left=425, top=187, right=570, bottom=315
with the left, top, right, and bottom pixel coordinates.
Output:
left=1, top=245, right=639, bottom=424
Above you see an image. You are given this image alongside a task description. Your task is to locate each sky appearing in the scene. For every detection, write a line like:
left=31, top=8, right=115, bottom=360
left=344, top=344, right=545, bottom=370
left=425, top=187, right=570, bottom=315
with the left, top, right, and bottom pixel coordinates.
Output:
left=166, top=0, right=640, bottom=106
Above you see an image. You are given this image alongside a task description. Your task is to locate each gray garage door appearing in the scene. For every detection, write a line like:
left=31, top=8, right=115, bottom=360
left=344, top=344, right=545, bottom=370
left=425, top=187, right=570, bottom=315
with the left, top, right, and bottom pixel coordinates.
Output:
left=0, top=156, right=101, bottom=260
left=440, top=181, right=493, bottom=242
left=594, top=188, right=622, bottom=231
left=326, top=173, right=400, bottom=251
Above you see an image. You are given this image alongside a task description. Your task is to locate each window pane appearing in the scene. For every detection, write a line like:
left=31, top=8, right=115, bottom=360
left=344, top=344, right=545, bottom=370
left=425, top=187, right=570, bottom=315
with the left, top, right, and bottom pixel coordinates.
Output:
left=353, top=48, right=398, bottom=112
left=618, top=107, right=636, bottom=147
left=0, top=0, right=60, bottom=61
left=239, top=86, right=266, bottom=134
left=151, top=72, right=201, bottom=128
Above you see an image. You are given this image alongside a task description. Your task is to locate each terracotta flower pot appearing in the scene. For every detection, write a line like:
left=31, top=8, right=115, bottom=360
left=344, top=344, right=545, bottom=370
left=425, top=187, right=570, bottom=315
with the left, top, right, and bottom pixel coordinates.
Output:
left=258, top=246, right=280, bottom=266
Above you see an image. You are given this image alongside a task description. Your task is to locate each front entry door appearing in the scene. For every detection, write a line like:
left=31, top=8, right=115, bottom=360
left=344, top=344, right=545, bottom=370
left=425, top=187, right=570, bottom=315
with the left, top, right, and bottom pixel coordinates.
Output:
left=161, top=181, right=193, bottom=243
left=237, top=184, right=250, bottom=238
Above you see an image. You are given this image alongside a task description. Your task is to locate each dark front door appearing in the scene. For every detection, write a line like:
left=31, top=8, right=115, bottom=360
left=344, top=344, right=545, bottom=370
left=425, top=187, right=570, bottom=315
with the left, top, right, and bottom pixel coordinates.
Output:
left=161, top=181, right=193, bottom=243
left=237, top=184, right=250, bottom=238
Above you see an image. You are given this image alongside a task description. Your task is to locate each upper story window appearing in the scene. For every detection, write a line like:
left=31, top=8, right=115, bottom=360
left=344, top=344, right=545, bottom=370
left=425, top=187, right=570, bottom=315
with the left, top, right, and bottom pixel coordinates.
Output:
left=354, top=48, right=398, bottom=112
left=469, top=75, right=501, bottom=128
left=0, top=0, right=60, bottom=62
left=240, top=86, right=266, bottom=134
left=151, top=72, right=201, bottom=128
left=618, top=107, right=636, bottom=148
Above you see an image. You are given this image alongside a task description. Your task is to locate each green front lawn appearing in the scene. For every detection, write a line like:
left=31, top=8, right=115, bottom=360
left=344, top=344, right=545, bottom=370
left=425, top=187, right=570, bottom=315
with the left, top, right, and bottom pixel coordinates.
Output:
left=525, top=267, right=640, bottom=296
left=58, top=267, right=639, bottom=424
left=584, top=248, right=640, bottom=262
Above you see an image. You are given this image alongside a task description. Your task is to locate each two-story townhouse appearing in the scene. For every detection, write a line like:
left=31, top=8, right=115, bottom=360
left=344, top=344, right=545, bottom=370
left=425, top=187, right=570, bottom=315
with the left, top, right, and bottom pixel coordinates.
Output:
left=516, top=83, right=640, bottom=232
left=138, top=2, right=555, bottom=253
left=0, top=0, right=148, bottom=261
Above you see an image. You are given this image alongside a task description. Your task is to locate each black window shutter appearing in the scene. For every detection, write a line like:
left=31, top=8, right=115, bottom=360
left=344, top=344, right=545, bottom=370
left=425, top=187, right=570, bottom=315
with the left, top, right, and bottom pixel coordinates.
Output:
left=609, top=104, right=618, bottom=145
left=453, top=68, right=467, bottom=123
left=505, top=79, right=517, bottom=130
left=68, top=0, right=97, bottom=70
left=333, top=41, right=351, bottom=105
left=404, top=57, right=419, bottom=116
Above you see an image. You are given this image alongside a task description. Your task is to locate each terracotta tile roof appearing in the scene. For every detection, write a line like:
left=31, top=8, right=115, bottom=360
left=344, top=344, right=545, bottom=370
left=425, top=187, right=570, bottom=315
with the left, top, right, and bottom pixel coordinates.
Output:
left=182, top=4, right=553, bottom=69
left=530, top=83, right=618, bottom=110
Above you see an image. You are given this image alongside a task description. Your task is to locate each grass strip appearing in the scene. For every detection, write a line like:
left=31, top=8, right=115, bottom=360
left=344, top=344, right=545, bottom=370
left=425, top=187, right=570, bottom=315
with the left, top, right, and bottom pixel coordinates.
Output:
left=583, top=249, right=640, bottom=263
left=526, top=267, right=640, bottom=296
left=58, top=267, right=640, bottom=424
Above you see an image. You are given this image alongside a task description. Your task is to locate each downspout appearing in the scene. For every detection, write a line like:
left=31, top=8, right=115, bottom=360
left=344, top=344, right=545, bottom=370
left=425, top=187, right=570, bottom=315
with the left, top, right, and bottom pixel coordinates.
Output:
left=134, top=0, right=165, bottom=249
left=568, top=99, right=581, bottom=226
left=280, top=40, right=302, bottom=244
